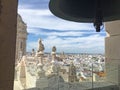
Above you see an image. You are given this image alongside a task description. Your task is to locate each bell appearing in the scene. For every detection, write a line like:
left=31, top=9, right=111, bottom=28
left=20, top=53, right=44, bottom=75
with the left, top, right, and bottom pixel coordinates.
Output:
left=49, top=0, right=120, bottom=32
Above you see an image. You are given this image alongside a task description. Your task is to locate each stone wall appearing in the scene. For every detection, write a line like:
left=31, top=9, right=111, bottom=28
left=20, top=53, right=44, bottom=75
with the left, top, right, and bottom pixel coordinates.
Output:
left=105, top=20, right=120, bottom=87
left=0, top=0, right=18, bottom=90
left=16, top=14, right=27, bottom=63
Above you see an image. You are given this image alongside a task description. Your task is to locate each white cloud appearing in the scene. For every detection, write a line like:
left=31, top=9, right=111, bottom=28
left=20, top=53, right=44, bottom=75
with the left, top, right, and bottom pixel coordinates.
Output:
left=27, top=28, right=85, bottom=36
left=27, top=34, right=105, bottom=53
left=18, top=8, right=105, bottom=53
left=27, top=27, right=106, bottom=37
left=18, top=8, right=95, bottom=31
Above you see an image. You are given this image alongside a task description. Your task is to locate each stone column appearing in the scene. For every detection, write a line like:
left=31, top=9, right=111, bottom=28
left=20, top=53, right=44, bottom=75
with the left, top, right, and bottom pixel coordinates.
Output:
left=39, top=51, right=44, bottom=65
left=36, top=39, right=45, bottom=64
left=0, top=0, right=18, bottom=90
left=50, top=46, right=59, bottom=74
left=105, top=20, right=120, bottom=87
left=35, top=39, right=48, bottom=89
left=51, top=46, right=56, bottom=62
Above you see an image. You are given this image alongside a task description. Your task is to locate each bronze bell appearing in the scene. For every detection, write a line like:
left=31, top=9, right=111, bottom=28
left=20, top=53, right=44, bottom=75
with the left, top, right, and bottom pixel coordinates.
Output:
left=49, top=0, right=120, bottom=32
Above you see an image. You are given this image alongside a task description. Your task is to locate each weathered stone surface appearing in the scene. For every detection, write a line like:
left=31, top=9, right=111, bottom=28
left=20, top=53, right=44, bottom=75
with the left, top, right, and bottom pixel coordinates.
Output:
left=105, top=20, right=120, bottom=35
left=0, top=0, right=18, bottom=90
left=105, top=20, right=120, bottom=87
left=105, top=35, right=120, bottom=60
left=15, top=14, right=27, bottom=63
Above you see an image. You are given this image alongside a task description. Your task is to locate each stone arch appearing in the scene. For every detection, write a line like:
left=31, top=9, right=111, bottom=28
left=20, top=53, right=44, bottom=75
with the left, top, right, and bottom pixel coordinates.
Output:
left=0, top=0, right=120, bottom=90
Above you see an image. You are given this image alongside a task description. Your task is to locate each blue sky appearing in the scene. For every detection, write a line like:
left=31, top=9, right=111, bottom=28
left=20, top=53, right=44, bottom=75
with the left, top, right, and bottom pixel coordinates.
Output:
left=18, top=0, right=106, bottom=54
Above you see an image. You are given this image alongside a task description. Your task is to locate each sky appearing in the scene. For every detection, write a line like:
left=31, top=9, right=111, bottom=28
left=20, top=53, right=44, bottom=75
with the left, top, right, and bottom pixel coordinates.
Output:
left=18, top=0, right=106, bottom=54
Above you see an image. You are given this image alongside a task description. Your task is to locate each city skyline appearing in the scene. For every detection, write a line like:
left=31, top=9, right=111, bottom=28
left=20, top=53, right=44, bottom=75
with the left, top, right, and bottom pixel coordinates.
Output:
left=18, top=0, right=106, bottom=54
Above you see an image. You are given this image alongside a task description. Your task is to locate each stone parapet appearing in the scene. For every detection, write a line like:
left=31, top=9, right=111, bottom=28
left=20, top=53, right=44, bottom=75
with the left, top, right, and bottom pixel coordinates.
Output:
left=26, top=71, right=36, bottom=89
left=105, top=62, right=120, bottom=85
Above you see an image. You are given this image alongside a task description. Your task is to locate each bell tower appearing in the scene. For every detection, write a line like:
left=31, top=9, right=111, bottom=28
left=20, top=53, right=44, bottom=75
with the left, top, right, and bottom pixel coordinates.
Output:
left=16, top=14, right=27, bottom=63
